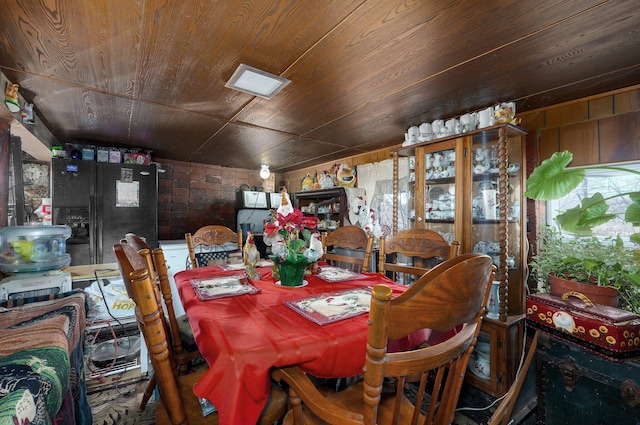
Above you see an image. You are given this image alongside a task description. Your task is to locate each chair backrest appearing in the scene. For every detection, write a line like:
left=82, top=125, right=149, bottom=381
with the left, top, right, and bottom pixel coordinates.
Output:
left=364, top=253, right=494, bottom=425
left=125, top=232, right=151, bottom=251
left=113, top=242, right=148, bottom=296
left=378, top=228, right=460, bottom=284
left=114, top=241, right=187, bottom=358
left=185, top=225, right=243, bottom=268
left=126, top=267, right=190, bottom=424
left=321, top=226, right=375, bottom=272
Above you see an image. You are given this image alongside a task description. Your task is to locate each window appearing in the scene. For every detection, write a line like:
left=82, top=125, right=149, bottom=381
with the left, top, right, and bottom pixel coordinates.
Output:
left=546, top=161, right=640, bottom=243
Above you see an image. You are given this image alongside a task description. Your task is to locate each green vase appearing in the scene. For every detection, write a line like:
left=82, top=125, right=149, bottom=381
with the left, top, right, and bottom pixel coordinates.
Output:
left=276, top=254, right=310, bottom=287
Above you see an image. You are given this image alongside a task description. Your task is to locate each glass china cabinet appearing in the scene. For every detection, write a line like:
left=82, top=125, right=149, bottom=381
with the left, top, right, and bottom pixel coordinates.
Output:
left=393, top=123, right=527, bottom=397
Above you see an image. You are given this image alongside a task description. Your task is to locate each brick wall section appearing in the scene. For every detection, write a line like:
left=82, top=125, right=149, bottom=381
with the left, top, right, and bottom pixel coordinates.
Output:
left=156, top=158, right=271, bottom=241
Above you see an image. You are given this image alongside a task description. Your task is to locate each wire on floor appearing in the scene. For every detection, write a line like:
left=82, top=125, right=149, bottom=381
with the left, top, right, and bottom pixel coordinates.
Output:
left=85, top=267, right=140, bottom=395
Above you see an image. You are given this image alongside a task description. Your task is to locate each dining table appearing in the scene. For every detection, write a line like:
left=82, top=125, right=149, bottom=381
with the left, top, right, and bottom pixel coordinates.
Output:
left=175, top=262, right=455, bottom=424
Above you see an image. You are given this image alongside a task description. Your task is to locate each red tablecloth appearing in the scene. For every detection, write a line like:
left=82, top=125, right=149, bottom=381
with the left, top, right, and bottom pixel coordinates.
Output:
left=176, top=265, right=408, bottom=424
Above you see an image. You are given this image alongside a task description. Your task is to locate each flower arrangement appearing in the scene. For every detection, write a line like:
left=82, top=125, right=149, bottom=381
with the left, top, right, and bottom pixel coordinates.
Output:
left=264, top=189, right=322, bottom=286
left=264, top=189, right=321, bottom=264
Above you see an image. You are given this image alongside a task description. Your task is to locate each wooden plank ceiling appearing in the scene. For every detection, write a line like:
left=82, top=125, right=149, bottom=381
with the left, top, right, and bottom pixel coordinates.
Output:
left=1, top=0, right=639, bottom=173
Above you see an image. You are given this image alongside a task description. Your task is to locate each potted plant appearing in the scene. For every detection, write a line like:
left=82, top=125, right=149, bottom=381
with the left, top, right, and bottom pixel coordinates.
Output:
left=529, top=227, right=640, bottom=311
left=525, top=151, right=640, bottom=313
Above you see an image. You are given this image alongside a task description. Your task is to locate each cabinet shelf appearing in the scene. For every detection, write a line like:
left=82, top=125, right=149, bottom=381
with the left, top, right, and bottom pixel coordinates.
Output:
left=424, top=219, right=454, bottom=223
left=425, top=177, right=456, bottom=184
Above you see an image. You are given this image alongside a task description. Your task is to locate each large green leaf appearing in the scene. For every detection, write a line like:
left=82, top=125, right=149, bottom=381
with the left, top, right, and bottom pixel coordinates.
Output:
left=556, top=206, right=592, bottom=234
left=625, top=198, right=640, bottom=226
left=576, top=193, right=616, bottom=227
left=288, top=239, right=306, bottom=253
left=524, top=151, right=586, bottom=200
left=556, top=193, right=615, bottom=234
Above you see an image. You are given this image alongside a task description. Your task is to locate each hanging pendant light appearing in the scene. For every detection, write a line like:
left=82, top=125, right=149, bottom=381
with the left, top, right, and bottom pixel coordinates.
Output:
left=260, top=164, right=270, bottom=179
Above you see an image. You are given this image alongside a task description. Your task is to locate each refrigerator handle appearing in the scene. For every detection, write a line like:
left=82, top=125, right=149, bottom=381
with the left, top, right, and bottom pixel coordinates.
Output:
left=91, top=195, right=101, bottom=264
left=89, top=196, right=96, bottom=264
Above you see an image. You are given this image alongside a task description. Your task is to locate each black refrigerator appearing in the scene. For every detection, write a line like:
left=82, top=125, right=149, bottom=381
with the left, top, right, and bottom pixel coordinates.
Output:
left=51, top=158, right=158, bottom=265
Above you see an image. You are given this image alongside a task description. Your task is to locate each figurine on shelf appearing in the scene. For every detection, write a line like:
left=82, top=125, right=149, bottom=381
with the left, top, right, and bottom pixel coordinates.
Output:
left=243, top=232, right=261, bottom=279
left=304, top=232, right=323, bottom=264
left=494, top=102, right=519, bottom=125
left=319, top=171, right=334, bottom=189
left=21, top=103, right=34, bottom=124
left=301, top=173, right=314, bottom=191
left=335, top=163, right=356, bottom=187
left=5, top=82, right=20, bottom=112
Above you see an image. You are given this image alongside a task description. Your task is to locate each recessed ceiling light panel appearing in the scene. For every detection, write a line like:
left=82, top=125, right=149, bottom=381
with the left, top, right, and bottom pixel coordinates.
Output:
left=225, top=64, right=290, bottom=99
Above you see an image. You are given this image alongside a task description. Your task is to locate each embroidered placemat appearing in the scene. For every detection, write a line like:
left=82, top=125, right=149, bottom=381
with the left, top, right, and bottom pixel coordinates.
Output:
left=190, top=275, right=260, bottom=300
left=316, top=266, right=367, bottom=283
left=285, top=287, right=372, bottom=325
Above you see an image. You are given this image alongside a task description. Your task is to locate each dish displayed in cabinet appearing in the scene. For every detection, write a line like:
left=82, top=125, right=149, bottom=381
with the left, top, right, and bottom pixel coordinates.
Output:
left=473, top=241, right=515, bottom=268
left=425, top=185, right=455, bottom=221
left=425, top=149, right=456, bottom=179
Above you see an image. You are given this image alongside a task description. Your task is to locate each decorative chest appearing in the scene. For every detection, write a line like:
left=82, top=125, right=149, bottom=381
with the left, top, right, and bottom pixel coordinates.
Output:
left=526, top=293, right=640, bottom=359
left=536, top=333, right=640, bottom=424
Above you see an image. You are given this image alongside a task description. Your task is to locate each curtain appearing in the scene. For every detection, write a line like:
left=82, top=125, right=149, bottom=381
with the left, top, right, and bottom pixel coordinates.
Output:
left=356, top=158, right=409, bottom=236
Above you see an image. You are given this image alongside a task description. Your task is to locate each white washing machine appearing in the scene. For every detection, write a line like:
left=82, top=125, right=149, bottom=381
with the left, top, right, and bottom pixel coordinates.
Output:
left=158, top=240, right=191, bottom=317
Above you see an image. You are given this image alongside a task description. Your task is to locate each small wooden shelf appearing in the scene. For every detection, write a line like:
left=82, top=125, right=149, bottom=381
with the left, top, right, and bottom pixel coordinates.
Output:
left=293, top=187, right=347, bottom=228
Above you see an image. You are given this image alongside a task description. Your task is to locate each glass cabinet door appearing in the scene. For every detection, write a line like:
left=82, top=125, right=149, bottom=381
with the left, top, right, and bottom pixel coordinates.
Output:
left=419, top=140, right=459, bottom=246
left=469, top=126, right=525, bottom=318
left=395, top=138, right=464, bottom=245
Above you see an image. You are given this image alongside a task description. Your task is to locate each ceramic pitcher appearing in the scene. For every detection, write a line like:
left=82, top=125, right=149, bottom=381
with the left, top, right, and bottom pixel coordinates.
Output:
left=460, top=112, right=478, bottom=132
left=478, top=107, right=494, bottom=128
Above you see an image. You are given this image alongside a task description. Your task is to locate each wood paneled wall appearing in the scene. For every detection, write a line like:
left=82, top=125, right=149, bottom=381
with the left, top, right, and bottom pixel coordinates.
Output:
left=156, top=158, right=276, bottom=241
left=520, top=86, right=640, bottom=166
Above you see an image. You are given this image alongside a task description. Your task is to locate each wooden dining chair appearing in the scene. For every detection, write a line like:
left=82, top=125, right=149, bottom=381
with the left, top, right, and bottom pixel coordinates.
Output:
left=321, top=226, right=375, bottom=272
left=378, top=228, right=460, bottom=284
left=113, top=235, right=201, bottom=410
left=116, top=238, right=202, bottom=410
left=125, top=267, right=288, bottom=425
left=272, top=252, right=494, bottom=425
left=488, top=331, right=539, bottom=425
left=126, top=233, right=196, bottom=352
left=185, top=225, right=243, bottom=268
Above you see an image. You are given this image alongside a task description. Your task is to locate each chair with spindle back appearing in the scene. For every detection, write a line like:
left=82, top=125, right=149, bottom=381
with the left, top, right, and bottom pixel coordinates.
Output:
left=272, top=253, right=494, bottom=425
left=120, top=234, right=202, bottom=409
left=185, top=225, right=243, bottom=269
left=378, top=228, right=460, bottom=285
left=321, top=225, right=375, bottom=272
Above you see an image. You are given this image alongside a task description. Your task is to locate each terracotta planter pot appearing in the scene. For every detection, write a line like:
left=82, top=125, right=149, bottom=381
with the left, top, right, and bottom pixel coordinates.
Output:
left=548, top=273, right=620, bottom=307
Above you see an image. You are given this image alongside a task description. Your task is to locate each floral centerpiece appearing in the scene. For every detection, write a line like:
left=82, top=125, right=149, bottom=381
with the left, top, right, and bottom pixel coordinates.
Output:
left=264, top=189, right=321, bottom=286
